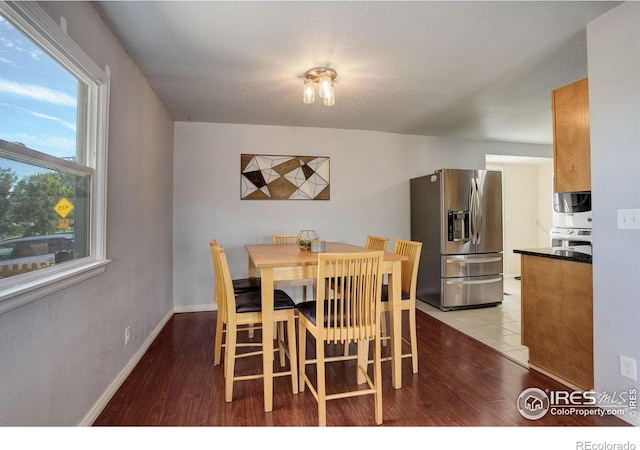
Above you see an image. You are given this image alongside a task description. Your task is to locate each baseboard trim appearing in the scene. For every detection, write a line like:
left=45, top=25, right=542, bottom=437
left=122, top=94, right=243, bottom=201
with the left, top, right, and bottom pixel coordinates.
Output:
left=78, top=308, right=174, bottom=426
left=527, top=362, right=579, bottom=391
left=174, top=303, right=217, bottom=313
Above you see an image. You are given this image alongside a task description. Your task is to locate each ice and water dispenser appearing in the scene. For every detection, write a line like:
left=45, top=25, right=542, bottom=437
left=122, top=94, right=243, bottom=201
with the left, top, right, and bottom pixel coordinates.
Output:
left=447, top=210, right=470, bottom=242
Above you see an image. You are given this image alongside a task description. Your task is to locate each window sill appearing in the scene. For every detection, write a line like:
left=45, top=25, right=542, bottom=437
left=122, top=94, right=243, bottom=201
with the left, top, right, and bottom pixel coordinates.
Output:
left=0, top=259, right=111, bottom=315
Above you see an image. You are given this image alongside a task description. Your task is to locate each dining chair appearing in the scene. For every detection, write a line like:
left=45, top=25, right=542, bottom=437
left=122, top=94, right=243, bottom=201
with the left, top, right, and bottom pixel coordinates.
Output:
left=212, top=245, right=298, bottom=402
left=297, top=251, right=385, bottom=426
left=332, top=235, right=388, bottom=291
left=363, top=235, right=391, bottom=344
left=365, top=235, right=389, bottom=252
left=210, top=240, right=262, bottom=366
left=379, top=239, right=422, bottom=373
left=271, top=234, right=298, bottom=244
left=272, top=234, right=314, bottom=300
left=210, top=240, right=261, bottom=293
left=333, top=235, right=389, bottom=353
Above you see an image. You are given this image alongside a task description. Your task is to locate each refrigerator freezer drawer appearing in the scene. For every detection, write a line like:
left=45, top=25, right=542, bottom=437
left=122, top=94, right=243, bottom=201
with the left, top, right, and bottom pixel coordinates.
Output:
left=441, top=253, right=503, bottom=278
left=441, top=274, right=503, bottom=309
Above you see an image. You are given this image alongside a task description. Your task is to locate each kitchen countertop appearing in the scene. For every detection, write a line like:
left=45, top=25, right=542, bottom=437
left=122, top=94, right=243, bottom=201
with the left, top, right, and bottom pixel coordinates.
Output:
left=513, top=246, right=592, bottom=264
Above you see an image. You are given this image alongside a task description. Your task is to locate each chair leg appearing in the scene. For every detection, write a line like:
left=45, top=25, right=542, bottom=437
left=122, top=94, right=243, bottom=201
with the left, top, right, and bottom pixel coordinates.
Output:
left=224, top=322, right=237, bottom=402
left=373, top=335, right=383, bottom=425
left=316, top=337, right=327, bottom=427
left=409, top=303, right=418, bottom=373
left=356, top=340, right=367, bottom=385
left=298, top=319, right=307, bottom=393
left=286, top=311, right=298, bottom=394
left=214, top=308, right=225, bottom=366
left=277, top=321, right=286, bottom=367
left=380, top=312, right=388, bottom=347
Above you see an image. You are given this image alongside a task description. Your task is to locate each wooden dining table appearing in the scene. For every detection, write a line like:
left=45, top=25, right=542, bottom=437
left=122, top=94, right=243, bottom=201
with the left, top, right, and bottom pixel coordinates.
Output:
left=245, top=242, right=408, bottom=413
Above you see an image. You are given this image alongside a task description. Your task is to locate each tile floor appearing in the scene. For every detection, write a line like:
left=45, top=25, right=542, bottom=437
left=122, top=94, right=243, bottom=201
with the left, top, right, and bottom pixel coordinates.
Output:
left=416, top=276, right=529, bottom=367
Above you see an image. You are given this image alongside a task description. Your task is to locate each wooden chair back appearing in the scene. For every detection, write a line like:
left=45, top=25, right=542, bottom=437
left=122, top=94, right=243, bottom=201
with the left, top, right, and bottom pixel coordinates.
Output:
left=211, top=244, right=236, bottom=324
left=209, top=240, right=220, bottom=304
left=210, top=240, right=227, bottom=366
left=393, top=239, right=423, bottom=298
left=316, top=251, right=384, bottom=343
left=272, top=234, right=298, bottom=244
left=365, top=235, right=389, bottom=252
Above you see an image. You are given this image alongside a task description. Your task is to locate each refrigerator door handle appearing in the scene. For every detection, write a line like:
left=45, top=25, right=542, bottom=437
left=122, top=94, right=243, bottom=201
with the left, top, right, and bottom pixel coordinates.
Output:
left=469, top=179, right=477, bottom=244
left=446, top=276, right=503, bottom=285
left=474, top=177, right=483, bottom=244
left=446, top=256, right=502, bottom=264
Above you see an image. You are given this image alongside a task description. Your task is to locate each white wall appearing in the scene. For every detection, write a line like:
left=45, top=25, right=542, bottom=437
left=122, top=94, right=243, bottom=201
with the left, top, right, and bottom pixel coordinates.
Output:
left=587, top=2, right=640, bottom=426
left=495, top=162, right=553, bottom=277
left=537, top=160, right=554, bottom=246
left=0, top=3, right=174, bottom=426
left=173, top=122, right=551, bottom=308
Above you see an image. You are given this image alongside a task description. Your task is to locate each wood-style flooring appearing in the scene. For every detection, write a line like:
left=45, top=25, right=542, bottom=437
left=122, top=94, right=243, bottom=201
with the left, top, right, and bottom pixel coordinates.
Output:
left=93, top=309, right=629, bottom=427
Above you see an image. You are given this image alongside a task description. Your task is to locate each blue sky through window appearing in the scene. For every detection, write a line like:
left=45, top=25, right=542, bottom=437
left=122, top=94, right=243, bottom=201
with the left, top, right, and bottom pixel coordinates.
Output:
left=0, top=14, right=78, bottom=163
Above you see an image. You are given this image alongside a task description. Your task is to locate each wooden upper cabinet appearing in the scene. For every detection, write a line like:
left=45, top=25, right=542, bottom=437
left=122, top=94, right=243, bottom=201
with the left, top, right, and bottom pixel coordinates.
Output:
left=552, top=77, right=591, bottom=192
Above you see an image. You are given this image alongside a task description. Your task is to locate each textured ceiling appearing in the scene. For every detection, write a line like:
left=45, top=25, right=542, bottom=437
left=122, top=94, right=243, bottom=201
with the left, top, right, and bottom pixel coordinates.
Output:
left=94, top=1, right=620, bottom=145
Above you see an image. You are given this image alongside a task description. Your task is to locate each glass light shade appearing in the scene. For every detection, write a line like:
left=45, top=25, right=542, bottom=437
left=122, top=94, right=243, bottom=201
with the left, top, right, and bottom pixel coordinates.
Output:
left=323, top=82, right=335, bottom=106
left=303, top=78, right=315, bottom=104
left=319, top=73, right=332, bottom=99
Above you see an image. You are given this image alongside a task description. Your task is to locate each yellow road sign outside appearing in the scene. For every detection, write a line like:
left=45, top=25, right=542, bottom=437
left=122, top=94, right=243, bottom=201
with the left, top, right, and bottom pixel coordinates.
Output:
left=54, top=198, right=74, bottom=218
left=59, top=218, right=69, bottom=229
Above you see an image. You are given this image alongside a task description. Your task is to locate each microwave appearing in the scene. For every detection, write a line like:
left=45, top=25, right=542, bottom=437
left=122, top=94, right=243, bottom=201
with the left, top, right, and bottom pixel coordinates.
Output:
left=552, top=191, right=592, bottom=229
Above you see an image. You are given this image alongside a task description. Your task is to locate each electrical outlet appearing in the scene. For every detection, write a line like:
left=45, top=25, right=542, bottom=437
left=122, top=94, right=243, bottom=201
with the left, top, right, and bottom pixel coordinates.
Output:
left=125, top=326, right=131, bottom=346
left=620, top=355, right=637, bottom=381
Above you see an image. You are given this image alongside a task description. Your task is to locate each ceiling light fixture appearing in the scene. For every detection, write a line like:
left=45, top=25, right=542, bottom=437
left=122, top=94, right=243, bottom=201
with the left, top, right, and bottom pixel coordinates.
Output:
left=303, top=67, right=337, bottom=106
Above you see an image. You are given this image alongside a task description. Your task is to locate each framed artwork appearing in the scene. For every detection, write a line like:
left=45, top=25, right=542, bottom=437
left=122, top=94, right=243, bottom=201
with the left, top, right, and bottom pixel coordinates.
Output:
left=241, top=154, right=330, bottom=200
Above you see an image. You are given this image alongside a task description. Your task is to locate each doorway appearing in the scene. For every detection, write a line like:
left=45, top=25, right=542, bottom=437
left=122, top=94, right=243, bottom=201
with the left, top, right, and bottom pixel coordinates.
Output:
left=486, top=154, right=553, bottom=278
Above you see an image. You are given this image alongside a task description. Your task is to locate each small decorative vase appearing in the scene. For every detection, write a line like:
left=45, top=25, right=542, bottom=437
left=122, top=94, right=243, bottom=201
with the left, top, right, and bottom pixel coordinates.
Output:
left=297, top=230, right=319, bottom=251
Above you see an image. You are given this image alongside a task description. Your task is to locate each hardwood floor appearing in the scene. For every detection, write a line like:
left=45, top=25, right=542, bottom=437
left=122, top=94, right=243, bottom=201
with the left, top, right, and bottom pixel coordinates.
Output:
left=93, top=309, right=629, bottom=427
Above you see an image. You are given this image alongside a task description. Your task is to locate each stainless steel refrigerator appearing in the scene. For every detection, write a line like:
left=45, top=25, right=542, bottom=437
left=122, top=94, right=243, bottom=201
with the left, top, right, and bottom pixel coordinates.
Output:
left=410, top=169, right=503, bottom=310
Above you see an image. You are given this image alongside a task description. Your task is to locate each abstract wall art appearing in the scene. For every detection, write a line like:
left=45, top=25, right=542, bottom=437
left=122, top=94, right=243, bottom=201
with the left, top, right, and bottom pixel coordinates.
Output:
left=241, top=154, right=330, bottom=200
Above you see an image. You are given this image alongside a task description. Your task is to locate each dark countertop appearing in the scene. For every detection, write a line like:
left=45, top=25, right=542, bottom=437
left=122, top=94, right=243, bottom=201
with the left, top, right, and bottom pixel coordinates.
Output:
left=513, top=246, right=592, bottom=264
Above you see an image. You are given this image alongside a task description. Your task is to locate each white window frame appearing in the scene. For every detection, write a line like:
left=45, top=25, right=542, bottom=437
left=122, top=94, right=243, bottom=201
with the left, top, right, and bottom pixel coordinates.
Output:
left=0, top=1, right=110, bottom=314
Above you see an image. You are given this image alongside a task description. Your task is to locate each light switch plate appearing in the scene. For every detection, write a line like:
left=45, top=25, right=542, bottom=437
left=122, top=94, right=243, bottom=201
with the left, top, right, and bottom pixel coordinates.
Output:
left=617, top=209, right=640, bottom=230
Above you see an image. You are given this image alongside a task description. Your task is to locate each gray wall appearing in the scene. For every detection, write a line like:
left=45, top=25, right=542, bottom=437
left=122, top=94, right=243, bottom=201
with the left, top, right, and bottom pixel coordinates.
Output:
left=173, top=122, right=551, bottom=309
left=588, top=2, right=640, bottom=426
left=0, top=2, right=174, bottom=425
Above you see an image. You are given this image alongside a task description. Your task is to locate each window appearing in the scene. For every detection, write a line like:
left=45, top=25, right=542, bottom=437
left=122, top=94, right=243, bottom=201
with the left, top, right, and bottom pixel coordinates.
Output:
left=0, top=2, right=109, bottom=313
